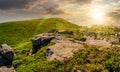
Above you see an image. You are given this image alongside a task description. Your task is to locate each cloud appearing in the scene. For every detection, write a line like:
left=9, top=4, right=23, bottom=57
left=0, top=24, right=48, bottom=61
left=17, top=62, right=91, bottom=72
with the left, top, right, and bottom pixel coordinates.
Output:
left=57, top=0, right=93, bottom=4
left=0, top=0, right=63, bottom=14
left=106, top=8, right=120, bottom=25
left=110, top=8, right=120, bottom=18
left=0, top=0, right=94, bottom=10
left=40, top=0, right=59, bottom=14
left=115, top=9, right=120, bottom=14
left=109, top=12, right=120, bottom=21
left=38, top=0, right=93, bottom=15
left=0, top=0, right=47, bottom=10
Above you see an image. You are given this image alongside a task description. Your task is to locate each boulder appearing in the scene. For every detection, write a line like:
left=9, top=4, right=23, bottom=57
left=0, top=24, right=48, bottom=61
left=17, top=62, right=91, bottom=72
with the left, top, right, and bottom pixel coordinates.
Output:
left=96, top=34, right=103, bottom=40
left=108, top=38, right=119, bottom=44
left=0, top=44, right=14, bottom=66
left=31, top=33, right=55, bottom=53
left=86, top=36, right=95, bottom=41
left=85, top=40, right=112, bottom=48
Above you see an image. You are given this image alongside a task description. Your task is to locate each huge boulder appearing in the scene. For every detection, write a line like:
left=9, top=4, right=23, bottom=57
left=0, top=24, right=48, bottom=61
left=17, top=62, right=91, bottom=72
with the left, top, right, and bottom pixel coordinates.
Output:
left=0, top=44, right=14, bottom=66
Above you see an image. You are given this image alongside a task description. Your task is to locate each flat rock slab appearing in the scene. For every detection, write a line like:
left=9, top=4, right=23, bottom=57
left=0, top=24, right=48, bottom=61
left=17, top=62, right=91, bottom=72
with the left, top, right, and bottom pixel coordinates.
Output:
left=85, top=40, right=112, bottom=48
left=47, top=36, right=84, bottom=61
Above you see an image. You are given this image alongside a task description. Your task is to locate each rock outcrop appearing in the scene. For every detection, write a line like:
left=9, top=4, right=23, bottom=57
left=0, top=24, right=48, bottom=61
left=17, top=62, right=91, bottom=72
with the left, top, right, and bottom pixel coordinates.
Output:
left=31, top=32, right=84, bottom=61
left=31, top=33, right=55, bottom=53
left=0, top=44, right=15, bottom=72
left=31, top=30, right=120, bottom=61
left=46, top=36, right=84, bottom=61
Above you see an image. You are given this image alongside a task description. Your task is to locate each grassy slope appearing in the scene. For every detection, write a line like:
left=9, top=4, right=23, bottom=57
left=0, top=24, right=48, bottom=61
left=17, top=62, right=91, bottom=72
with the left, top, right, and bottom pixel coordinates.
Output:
left=0, top=18, right=79, bottom=47
left=0, top=18, right=119, bottom=72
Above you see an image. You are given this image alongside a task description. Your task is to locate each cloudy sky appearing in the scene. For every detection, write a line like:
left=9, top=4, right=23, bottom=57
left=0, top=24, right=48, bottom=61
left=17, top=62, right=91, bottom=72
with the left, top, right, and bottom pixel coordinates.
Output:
left=0, top=0, right=120, bottom=26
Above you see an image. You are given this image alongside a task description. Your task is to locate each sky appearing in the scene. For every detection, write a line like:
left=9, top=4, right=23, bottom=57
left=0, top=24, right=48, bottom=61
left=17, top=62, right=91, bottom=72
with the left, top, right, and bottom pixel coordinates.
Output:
left=0, top=0, right=120, bottom=26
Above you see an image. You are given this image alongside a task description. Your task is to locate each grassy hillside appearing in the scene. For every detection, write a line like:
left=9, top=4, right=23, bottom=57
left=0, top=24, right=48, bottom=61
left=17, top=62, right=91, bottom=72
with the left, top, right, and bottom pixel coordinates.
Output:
left=0, top=18, right=79, bottom=47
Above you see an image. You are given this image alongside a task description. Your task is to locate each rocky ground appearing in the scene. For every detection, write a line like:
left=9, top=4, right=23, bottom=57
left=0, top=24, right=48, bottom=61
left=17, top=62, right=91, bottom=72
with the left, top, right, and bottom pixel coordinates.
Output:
left=31, top=29, right=120, bottom=62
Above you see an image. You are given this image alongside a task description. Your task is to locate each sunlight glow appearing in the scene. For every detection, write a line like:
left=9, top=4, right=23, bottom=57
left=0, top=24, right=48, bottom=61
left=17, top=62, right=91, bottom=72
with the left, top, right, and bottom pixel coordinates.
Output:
left=90, top=6, right=105, bottom=22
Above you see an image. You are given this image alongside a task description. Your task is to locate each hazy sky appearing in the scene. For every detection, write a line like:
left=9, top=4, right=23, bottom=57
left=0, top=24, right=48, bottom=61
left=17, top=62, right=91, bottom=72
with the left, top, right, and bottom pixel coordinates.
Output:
left=0, top=0, right=120, bottom=26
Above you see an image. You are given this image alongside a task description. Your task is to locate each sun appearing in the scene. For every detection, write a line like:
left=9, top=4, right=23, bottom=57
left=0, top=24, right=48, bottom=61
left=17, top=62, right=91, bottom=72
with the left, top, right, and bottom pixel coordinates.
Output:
left=91, top=8, right=104, bottom=21
left=90, top=6, right=105, bottom=22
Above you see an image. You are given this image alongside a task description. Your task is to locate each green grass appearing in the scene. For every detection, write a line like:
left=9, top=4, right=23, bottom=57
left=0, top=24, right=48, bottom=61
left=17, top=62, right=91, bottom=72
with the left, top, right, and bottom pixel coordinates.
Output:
left=0, top=18, right=79, bottom=47
left=69, top=46, right=120, bottom=72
